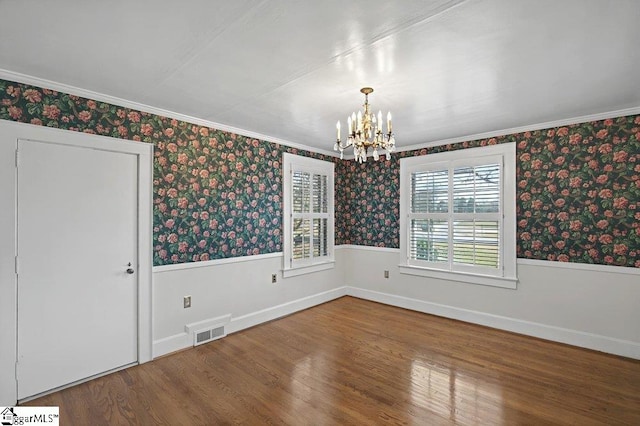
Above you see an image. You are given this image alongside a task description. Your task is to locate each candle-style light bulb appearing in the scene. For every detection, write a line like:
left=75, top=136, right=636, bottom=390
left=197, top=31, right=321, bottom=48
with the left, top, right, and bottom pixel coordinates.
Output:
left=387, top=111, right=392, bottom=132
left=357, top=111, right=363, bottom=132
left=336, top=121, right=341, bottom=141
left=347, top=116, right=352, bottom=134
left=378, top=110, right=382, bottom=132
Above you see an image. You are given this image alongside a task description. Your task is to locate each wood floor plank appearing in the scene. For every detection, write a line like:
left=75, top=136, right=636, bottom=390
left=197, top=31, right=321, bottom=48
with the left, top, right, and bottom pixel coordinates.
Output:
left=24, top=296, right=640, bottom=425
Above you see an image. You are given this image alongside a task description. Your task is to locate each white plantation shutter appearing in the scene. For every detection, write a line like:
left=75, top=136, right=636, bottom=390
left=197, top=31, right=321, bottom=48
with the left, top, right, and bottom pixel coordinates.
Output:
left=450, top=163, right=501, bottom=269
left=400, top=144, right=517, bottom=288
left=411, top=170, right=449, bottom=214
left=292, top=217, right=310, bottom=260
left=451, top=220, right=500, bottom=267
left=283, top=154, right=334, bottom=276
left=291, top=170, right=330, bottom=263
left=410, top=219, right=449, bottom=263
left=292, top=171, right=310, bottom=213
left=313, top=174, right=328, bottom=213
left=313, top=218, right=328, bottom=257
left=404, top=154, right=508, bottom=277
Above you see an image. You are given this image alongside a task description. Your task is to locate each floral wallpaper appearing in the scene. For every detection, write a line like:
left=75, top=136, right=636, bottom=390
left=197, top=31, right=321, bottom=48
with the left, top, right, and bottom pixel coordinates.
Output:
left=335, top=157, right=400, bottom=247
left=337, top=116, right=640, bottom=268
left=1, top=78, right=638, bottom=268
left=0, top=79, right=338, bottom=266
left=515, top=118, right=639, bottom=267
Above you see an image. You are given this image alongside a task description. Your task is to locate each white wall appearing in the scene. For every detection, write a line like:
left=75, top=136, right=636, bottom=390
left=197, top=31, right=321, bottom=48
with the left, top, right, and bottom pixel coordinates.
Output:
left=152, top=255, right=346, bottom=356
left=342, top=246, right=640, bottom=359
left=153, top=244, right=640, bottom=362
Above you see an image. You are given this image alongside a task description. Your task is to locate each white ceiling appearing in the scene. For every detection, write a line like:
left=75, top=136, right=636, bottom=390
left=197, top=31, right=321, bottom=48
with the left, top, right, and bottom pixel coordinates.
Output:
left=1, top=0, right=639, bottom=153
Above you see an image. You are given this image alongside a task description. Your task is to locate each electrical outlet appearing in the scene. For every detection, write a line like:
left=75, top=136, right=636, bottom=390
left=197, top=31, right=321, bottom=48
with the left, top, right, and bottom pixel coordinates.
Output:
left=384, top=270, right=389, bottom=279
left=184, top=295, right=192, bottom=309
left=272, top=274, right=277, bottom=284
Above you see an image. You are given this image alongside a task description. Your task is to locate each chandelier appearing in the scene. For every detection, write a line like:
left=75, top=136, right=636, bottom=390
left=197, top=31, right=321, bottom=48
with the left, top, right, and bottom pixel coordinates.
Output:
left=334, top=87, right=395, bottom=163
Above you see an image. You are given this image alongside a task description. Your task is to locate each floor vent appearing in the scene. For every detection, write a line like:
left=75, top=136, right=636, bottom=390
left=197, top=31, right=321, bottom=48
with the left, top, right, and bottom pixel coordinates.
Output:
left=194, top=326, right=226, bottom=346
left=185, top=314, right=231, bottom=347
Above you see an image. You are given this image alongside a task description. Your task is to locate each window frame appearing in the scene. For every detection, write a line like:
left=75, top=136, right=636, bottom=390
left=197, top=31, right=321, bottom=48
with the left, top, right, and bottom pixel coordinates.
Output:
left=399, top=143, right=517, bottom=289
left=283, top=153, right=335, bottom=277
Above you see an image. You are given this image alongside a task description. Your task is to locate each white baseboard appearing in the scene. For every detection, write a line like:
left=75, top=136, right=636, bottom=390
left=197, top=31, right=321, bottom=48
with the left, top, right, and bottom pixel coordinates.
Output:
left=227, top=287, right=348, bottom=333
left=152, top=287, right=348, bottom=358
left=152, top=333, right=190, bottom=358
left=346, top=286, right=640, bottom=360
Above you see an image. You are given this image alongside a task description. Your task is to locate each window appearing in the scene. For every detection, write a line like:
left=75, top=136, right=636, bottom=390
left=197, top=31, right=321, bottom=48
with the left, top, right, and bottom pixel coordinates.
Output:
left=399, top=143, right=517, bottom=288
left=283, top=153, right=335, bottom=277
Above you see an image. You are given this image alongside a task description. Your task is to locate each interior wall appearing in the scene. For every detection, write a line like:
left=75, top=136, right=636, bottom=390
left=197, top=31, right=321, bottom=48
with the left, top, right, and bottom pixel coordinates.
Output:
left=335, top=115, right=639, bottom=359
left=335, top=114, right=639, bottom=359
left=338, top=115, right=640, bottom=268
left=343, top=247, right=640, bottom=358
left=1, top=75, right=638, bottom=405
left=152, top=255, right=346, bottom=356
left=0, top=78, right=348, bottom=405
left=0, top=79, right=349, bottom=267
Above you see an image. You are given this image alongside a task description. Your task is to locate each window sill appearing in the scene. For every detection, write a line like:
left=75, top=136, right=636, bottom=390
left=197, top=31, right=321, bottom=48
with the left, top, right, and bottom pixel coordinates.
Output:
left=283, top=261, right=335, bottom=278
left=398, top=264, right=517, bottom=289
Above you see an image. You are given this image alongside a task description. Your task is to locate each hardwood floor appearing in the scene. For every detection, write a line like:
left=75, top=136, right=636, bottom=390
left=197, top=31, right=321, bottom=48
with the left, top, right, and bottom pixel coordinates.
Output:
left=26, top=296, right=640, bottom=425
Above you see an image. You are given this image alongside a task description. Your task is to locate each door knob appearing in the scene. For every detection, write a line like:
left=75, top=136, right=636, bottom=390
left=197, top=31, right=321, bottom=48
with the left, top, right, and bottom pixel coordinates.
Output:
left=126, top=262, right=134, bottom=274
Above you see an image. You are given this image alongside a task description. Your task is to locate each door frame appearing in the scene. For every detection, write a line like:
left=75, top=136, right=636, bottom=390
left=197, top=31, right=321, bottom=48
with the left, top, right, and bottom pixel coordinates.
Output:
left=1, top=119, right=153, bottom=404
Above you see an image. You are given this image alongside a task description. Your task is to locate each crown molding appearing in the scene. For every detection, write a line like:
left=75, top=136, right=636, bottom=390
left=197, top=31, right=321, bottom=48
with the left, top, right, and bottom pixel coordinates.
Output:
left=338, top=105, right=640, bottom=161
left=3, top=69, right=637, bottom=161
left=396, top=106, right=640, bottom=154
left=0, top=68, right=340, bottom=158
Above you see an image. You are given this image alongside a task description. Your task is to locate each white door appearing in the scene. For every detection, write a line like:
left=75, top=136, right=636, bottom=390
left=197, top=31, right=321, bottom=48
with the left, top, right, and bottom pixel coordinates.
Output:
left=17, top=138, right=139, bottom=399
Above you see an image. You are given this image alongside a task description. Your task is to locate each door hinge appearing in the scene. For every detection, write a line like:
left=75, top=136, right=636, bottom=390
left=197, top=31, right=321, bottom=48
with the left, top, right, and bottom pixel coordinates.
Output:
left=15, top=256, right=19, bottom=275
left=15, top=149, right=19, bottom=167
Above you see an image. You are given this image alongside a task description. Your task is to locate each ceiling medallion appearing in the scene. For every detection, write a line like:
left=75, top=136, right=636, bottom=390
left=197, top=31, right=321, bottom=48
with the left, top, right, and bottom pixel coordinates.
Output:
left=334, top=87, right=395, bottom=163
